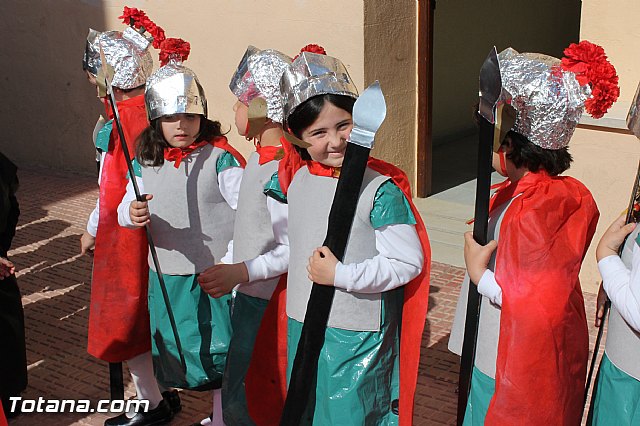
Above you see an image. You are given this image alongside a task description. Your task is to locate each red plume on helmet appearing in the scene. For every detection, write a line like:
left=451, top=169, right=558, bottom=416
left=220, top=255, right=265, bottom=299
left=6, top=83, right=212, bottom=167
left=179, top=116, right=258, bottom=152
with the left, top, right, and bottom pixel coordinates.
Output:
left=119, top=6, right=166, bottom=49
left=561, top=40, right=620, bottom=119
left=293, top=44, right=327, bottom=60
left=159, top=38, right=191, bottom=66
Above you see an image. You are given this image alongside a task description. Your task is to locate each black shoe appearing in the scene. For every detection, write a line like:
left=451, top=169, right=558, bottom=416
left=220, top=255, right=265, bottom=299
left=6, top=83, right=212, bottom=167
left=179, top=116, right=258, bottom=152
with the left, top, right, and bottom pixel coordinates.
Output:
left=162, top=390, right=181, bottom=414
left=104, top=399, right=172, bottom=426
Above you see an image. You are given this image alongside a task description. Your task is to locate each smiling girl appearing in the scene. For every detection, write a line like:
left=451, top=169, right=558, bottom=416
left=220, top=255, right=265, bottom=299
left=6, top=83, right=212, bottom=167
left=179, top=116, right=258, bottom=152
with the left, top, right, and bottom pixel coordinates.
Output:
left=268, top=52, right=430, bottom=425
left=116, top=43, right=245, bottom=423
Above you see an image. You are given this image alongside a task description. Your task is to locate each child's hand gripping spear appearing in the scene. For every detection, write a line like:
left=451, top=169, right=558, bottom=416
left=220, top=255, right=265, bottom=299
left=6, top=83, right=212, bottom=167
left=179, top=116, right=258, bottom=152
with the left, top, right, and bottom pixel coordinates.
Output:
left=456, top=47, right=515, bottom=426
left=98, top=47, right=187, bottom=375
left=280, top=82, right=387, bottom=426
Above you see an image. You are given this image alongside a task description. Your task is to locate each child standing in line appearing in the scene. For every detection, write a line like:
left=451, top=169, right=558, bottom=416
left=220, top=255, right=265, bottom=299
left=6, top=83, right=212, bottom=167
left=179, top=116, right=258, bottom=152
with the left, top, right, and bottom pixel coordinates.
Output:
left=197, top=46, right=292, bottom=426
left=267, top=52, right=430, bottom=425
left=79, top=11, right=177, bottom=425
left=117, top=42, right=245, bottom=425
left=590, top=213, right=640, bottom=425
left=449, top=42, right=617, bottom=425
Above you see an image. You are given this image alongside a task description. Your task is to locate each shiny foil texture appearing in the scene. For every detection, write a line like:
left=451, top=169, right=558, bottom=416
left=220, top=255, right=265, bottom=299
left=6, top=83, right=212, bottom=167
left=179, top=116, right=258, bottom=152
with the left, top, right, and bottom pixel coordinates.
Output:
left=280, top=52, right=359, bottom=122
left=98, top=29, right=153, bottom=90
left=247, top=50, right=292, bottom=123
left=627, top=80, right=640, bottom=138
left=229, top=46, right=261, bottom=104
left=498, top=48, right=591, bottom=150
left=83, top=28, right=102, bottom=76
left=145, top=62, right=207, bottom=121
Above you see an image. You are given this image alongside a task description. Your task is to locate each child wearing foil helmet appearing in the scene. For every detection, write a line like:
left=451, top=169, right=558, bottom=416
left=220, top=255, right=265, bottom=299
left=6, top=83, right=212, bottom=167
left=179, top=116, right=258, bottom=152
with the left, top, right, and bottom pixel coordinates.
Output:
left=116, top=39, right=245, bottom=425
left=449, top=41, right=619, bottom=425
left=589, top=82, right=640, bottom=426
left=79, top=8, right=178, bottom=426
left=196, top=45, right=292, bottom=426
left=265, top=50, right=430, bottom=425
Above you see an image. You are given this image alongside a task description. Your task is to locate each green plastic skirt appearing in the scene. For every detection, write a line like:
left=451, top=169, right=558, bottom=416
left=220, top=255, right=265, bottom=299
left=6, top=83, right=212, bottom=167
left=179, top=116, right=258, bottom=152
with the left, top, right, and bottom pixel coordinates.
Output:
left=462, top=366, right=495, bottom=426
left=222, top=292, right=269, bottom=425
left=148, top=272, right=232, bottom=390
left=286, top=288, right=402, bottom=425
left=589, top=353, right=640, bottom=425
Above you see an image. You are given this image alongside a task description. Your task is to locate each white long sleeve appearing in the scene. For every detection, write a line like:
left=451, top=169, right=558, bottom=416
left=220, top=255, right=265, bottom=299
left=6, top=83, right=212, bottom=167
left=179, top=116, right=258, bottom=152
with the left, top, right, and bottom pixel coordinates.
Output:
left=333, top=223, right=423, bottom=293
left=477, top=269, right=503, bottom=306
left=218, top=167, right=243, bottom=210
left=85, top=150, right=107, bottom=236
left=243, top=197, right=290, bottom=281
left=599, top=249, right=640, bottom=332
left=117, top=176, right=145, bottom=228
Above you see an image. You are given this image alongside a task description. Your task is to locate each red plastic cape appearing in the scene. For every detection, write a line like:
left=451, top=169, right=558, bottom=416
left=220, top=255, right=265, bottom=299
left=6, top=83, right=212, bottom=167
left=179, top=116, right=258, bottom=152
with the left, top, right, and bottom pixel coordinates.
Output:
left=87, top=95, right=150, bottom=362
left=211, top=136, right=247, bottom=168
left=485, top=171, right=599, bottom=425
left=0, top=402, right=7, bottom=426
left=246, top=155, right=431, bottom=426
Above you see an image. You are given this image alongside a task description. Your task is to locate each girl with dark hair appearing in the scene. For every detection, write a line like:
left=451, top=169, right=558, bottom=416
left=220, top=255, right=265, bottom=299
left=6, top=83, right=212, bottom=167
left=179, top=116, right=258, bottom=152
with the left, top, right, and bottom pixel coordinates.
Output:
left=449, top=42, right=617, bottom=425
left=116, top=54, right=245, bottom=426
left=262, top=52, right=430, bottom=425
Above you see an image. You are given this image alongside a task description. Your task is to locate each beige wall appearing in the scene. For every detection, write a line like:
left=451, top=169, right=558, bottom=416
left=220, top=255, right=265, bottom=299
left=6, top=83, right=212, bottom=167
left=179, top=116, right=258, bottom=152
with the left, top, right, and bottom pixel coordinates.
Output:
left=364, top=0, right=417, bottom=186
left=0, top=0, right=365, bottom=173
left=568, top=0, right=640, bottom=293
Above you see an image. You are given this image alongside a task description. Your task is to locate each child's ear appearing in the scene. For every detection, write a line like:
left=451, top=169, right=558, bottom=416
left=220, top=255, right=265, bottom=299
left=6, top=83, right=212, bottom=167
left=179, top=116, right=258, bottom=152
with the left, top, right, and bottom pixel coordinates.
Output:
left=503, top=136, right=514, bottom=154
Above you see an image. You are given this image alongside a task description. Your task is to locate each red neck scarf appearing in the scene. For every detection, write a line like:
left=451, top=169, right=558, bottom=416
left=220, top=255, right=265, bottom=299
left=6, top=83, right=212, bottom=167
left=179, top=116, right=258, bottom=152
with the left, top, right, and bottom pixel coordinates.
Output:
left=256, top=141, right=285, bottom=165
left=305, top=160, right=341, bottom=178
left=163, top=136, right=247, bottom=169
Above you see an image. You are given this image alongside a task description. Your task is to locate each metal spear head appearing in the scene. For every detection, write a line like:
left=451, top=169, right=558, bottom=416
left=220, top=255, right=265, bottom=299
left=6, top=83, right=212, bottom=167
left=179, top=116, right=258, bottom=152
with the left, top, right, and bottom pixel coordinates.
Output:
left=478, top=47, right=502, bottom=124
left=627, top=80, right=640, bottom=139
left=348, top=81, right=387, bottom=149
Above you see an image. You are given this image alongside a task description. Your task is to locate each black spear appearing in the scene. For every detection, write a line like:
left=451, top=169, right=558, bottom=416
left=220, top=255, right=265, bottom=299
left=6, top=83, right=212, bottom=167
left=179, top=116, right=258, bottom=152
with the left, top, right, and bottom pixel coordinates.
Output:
left=280, top=82, right=387, bottom=425
left=98, top=47, right=187, bottom=377
left=585, top=81, right=640, bottom=412
left=456, top=47, right=516, bottom=425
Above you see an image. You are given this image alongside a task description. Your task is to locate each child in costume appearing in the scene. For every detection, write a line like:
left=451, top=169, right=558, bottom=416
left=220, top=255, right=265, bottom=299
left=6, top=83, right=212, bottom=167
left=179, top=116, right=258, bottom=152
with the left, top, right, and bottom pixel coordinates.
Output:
left=117, top=40, right=245, bottom=425
left=197, top=46, right=292, bottom=426
left=449, top=42, right=618, bottom=425
left=79, top=10, right=178, bottom=425
left=265, top=51, right=430, bottom=425
left=589, top=87, right=640, bottom=426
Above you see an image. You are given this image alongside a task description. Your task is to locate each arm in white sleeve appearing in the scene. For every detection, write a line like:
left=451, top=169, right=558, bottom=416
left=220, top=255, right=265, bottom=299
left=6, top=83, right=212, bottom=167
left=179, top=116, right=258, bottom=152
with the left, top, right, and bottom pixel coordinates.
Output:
left=86, top=198, right=100, bottom=237
left=599, top=249, right=640, bottom=332
left=116, top=176, right=146, bottom=229
left=86, top=151, right=108, bottom=236
left=218, top=167, right=243, bottom=210
left=243, top=197, right=290, bottom=281
left=333, top=223, right=423, bottom=293
left=477, top=269, right=503, bottom=306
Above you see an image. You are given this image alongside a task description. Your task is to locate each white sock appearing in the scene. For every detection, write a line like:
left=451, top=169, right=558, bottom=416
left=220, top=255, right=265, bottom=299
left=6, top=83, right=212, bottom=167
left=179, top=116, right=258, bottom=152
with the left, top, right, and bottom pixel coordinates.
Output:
left=211, top=388, right=224, bottom=426
left=127, top=351, right=164, bottom=409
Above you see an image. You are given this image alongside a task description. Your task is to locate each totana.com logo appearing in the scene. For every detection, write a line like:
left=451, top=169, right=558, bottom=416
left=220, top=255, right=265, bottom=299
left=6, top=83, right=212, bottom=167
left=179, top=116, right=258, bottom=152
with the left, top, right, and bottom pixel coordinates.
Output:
left=7, top=397, right=150, bottom=414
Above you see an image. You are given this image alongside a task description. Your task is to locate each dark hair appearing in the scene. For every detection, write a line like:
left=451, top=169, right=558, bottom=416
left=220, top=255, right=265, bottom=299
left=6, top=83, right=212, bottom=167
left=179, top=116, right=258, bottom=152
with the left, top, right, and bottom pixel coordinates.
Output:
left=136, top=115, right=225, bottom=166
left=504, top=131, right=572, bottom=176
left=472, top=104, right=572, bottom=176
left=287, top=94, right=356, bottom=160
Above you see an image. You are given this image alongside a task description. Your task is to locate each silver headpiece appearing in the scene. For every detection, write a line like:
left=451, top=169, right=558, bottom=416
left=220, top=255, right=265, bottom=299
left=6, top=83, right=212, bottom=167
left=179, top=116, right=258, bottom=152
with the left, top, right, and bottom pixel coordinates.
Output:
left=229, top=48, right=292, bottom=123
left=83, top=29, right=102, bottom=76
left=280, top=52, right=359, bottom=122
left=96, top=27, right=154, bottom=90
left=498, top=47, right=591, bottom=150
left=145, top=60, right=207, bottom=121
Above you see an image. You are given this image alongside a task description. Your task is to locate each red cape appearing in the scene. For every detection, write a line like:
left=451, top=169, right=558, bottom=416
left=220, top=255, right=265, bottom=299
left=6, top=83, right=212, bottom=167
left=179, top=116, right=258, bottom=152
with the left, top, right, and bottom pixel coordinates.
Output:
left=87, top=95, right=150, bottom=362
left=485, top=171, right=598, bottom=425
left=246, top=154, right=431, bottom=426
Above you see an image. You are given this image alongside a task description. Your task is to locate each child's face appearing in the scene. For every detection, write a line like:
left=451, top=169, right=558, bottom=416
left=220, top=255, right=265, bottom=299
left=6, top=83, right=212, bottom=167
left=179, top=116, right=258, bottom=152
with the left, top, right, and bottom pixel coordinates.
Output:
left=160, top=114, right=202, bottom=148
left=233, top=100, right=249, bottom=136
left=301, top=101, right=353, bottom=168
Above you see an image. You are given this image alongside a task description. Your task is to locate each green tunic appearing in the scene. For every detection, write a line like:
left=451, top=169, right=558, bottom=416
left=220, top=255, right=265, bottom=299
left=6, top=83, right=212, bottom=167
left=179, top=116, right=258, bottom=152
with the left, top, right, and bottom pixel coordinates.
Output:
left=589, top=353, right=640, bottom=425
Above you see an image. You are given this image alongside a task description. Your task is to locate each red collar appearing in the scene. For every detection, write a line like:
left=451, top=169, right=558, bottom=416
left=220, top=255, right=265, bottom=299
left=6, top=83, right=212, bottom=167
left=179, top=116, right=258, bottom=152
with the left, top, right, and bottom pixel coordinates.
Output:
left=305, top=160, right=341, bottom=178
left=164, top=140, right=211, bottom=168
left=256, top=142, right=285, bottom=165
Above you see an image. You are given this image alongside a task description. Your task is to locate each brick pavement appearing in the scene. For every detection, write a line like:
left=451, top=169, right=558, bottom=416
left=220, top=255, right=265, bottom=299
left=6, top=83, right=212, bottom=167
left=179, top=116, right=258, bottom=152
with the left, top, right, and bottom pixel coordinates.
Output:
left=6, top=167, right=603, bottom=425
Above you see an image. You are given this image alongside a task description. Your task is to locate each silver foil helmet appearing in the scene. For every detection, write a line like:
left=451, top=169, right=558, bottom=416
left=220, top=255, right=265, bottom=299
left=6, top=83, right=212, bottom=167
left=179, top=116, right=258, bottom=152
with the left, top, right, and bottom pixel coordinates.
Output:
left=280, top=52, right=359, bottom=123
left=145, top=60, right=207, bottom=121
left=93, top=27, right=154, bottom=90
left=498, top=47, right=591, bottom=150
left=228, top=47, right=292, bottom=124
left=83, top=29, right=102, bottom=76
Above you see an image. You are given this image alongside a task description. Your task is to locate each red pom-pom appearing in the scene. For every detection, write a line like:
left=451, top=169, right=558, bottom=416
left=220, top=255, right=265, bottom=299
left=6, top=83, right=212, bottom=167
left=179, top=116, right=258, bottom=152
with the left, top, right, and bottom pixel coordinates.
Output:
left=293, top=44, right=327, bottom=60
left=561, top=40, right=619, bottom=118
left=119, top=7, right=166, bottom=50
left=159, top=38, right=191, bottom=66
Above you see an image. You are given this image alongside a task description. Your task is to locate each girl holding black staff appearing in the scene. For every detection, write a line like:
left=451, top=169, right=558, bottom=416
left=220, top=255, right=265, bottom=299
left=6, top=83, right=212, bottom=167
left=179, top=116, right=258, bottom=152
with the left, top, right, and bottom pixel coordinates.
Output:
left=265, top=51, right=430, bottom=425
